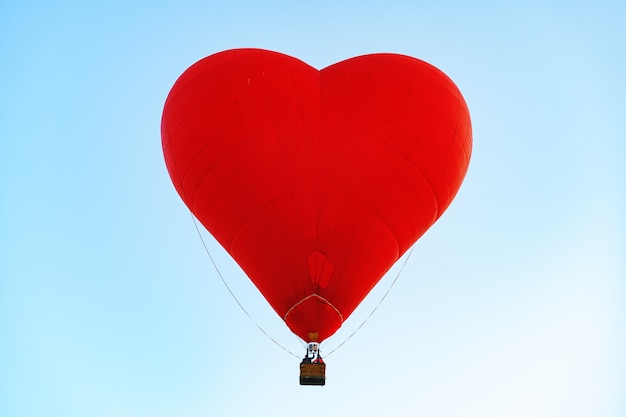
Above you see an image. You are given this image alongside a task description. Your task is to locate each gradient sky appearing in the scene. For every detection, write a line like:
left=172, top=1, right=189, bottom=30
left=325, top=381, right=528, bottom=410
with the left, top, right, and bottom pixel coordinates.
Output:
left=1, top=1, right=625, bottom=416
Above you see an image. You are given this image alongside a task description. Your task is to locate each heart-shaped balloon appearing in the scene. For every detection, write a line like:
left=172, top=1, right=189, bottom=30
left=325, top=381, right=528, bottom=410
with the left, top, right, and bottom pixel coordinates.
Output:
left=162, top=49, right=471, bottom=343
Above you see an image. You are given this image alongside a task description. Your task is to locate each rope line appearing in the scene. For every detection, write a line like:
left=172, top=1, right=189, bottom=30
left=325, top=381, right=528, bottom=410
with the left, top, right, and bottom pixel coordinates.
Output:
left=323, top=246, right=414, bottom=357
left=284, top=293, right=344, bottom=323
left=190, top=213, right=301, bottom=359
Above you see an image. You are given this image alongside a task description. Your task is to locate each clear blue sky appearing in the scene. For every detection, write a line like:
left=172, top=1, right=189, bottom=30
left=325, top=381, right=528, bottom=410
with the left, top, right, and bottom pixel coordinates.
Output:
left=1, top=1, right=624, bottom=416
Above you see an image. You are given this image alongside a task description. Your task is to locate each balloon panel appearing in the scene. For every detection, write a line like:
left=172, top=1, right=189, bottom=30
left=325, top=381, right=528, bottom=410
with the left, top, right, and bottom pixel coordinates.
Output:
left=162, top=49, right=472, bottom=342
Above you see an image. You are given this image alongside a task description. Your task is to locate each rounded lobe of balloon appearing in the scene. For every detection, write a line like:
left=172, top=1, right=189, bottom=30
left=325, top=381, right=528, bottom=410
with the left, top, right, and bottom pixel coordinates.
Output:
left=162, top=48, right=472, bottom=342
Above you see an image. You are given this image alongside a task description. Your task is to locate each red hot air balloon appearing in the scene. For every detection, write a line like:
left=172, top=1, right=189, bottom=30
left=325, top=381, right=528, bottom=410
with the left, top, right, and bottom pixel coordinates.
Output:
left=162, top=48, right=472, bottom=355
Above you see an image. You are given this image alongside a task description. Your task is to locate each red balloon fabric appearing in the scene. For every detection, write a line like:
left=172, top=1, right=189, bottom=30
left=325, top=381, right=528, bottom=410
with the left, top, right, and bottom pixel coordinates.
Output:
left=162, top=49, right=472, bottom=343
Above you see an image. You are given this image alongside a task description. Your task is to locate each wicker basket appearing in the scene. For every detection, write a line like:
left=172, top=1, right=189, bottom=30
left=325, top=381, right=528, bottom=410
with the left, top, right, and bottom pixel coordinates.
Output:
left=300, top=362, right=326, bottom=386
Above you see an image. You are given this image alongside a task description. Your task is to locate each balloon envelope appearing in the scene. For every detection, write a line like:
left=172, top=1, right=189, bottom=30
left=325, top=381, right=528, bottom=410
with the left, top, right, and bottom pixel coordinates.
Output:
left=162, top=48, right=472, bottom=343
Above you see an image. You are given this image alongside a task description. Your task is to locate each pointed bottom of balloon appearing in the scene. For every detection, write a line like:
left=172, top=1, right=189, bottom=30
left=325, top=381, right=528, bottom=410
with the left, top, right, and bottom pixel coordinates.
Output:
left=284, top=294, right=343, bottom=343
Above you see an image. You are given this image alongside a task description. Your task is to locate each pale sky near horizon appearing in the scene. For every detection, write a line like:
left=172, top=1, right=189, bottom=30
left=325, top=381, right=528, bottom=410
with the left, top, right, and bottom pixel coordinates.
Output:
left=1, top=1, right=625, bottom=416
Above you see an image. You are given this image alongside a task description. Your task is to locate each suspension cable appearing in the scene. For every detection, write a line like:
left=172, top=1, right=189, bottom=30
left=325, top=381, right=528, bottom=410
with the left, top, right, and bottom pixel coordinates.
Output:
left=190, top=213, right=301, bottom=359
left=323, top=246, right=414, bottom=357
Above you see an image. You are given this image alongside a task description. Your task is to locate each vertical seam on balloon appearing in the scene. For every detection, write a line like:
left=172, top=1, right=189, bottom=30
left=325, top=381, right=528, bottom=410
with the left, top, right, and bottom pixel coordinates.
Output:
left=435, top=87, right=461, bottom=219
left=161, top=112, right=184, bottom=195
left=287, top=73, right=312, bottom=302
left=163, top=105, right=200, bottom=204
left=314, top=70, right=324, bottom=298
left=265, top=79, right=291, bottom=305
left=436, top=87, right=472, bottom=218
left=318, top=75, right=356, bottom=306
left=459, top=94, right=473, bottom=178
